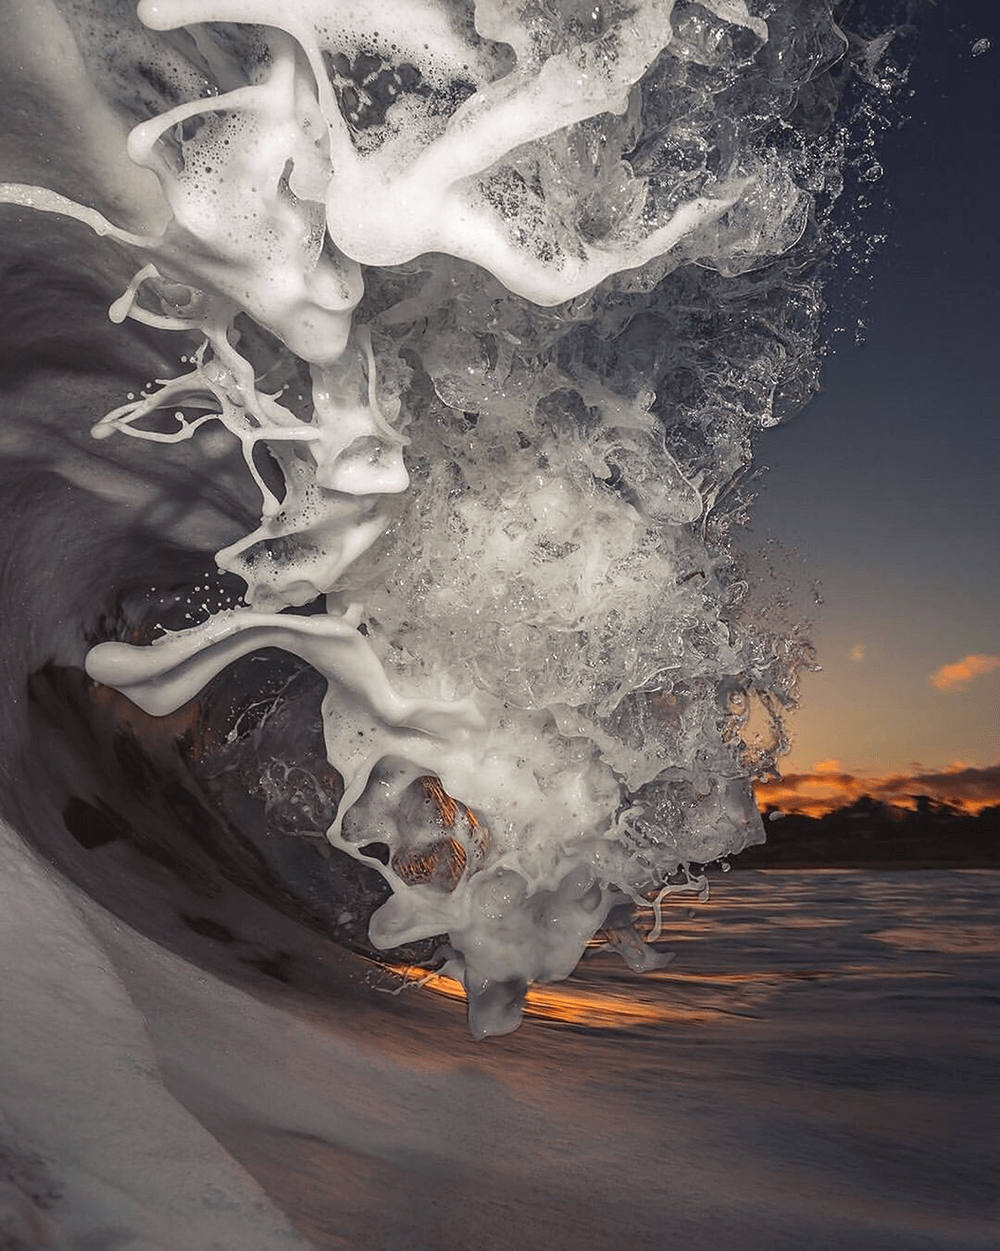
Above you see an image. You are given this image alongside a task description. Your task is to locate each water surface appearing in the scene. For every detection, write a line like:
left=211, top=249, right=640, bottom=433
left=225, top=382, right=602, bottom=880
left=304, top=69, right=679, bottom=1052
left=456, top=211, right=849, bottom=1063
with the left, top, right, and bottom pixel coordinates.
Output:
left=5, top=852, right=995, bottom=1249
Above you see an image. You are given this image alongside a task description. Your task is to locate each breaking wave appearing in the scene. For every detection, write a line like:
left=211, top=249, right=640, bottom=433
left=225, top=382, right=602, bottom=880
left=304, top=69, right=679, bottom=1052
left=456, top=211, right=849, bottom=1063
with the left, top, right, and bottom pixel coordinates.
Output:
left=0, top=0, right=903, bottom=1037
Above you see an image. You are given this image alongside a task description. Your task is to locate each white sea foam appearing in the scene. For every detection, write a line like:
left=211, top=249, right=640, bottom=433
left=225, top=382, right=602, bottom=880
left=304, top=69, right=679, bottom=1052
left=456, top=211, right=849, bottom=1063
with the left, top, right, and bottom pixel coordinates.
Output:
left=2, top=0, right=864, bottom=1035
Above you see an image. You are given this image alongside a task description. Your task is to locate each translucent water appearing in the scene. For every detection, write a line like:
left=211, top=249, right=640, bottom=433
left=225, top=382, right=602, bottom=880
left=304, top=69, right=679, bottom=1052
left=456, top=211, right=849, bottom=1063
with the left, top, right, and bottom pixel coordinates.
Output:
left=0, top=1, right=895, bottom=1035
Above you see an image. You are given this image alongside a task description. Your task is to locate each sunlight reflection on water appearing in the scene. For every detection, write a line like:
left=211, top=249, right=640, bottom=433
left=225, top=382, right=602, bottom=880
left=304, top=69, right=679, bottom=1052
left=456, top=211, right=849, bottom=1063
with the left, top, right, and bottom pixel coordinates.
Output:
left=382, top=870, right=1000, bottom=1030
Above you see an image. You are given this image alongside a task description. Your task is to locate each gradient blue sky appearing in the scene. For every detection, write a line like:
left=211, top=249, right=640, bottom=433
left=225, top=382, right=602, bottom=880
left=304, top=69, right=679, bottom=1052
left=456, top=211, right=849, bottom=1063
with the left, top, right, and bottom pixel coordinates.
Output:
left=751, top=0, right=999, bottom=791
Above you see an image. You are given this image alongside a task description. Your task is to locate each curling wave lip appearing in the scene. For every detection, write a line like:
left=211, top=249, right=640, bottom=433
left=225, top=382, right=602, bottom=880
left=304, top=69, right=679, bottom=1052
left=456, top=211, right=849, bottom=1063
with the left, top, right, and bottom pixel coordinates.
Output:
left=3, top=0, right=843, bottom=1036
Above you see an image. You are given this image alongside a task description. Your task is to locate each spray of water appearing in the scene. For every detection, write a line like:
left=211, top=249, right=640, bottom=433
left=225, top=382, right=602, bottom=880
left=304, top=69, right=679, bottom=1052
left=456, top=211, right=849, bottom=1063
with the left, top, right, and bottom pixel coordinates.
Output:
left=0, top=0, right=895, bottom=1036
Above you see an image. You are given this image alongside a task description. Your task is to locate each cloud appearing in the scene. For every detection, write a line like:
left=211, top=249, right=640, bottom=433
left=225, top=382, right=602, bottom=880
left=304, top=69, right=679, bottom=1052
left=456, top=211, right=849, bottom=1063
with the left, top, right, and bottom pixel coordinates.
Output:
left=849, top=643, right=866, bottom=663
left=756, top=761, right=1000, bottom=817
left=813, top=757, right=844, bottom=774
left=929, top=653, right=1000, bottom=692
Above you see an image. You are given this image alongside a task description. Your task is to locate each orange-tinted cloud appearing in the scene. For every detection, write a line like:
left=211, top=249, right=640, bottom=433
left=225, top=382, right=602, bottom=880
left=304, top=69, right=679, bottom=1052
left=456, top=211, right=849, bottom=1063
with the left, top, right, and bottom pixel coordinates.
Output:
left=928, top=653, right=1000, bottom=691
left=756, top=761, right=1000, bottom=817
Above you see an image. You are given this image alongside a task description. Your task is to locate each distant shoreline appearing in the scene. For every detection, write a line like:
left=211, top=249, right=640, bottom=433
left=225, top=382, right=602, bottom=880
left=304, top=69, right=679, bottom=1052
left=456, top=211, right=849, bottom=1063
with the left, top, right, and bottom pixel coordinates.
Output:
left=728, top=795, right=999, bottom=871
left=731, top=860, right=1000, bottom=871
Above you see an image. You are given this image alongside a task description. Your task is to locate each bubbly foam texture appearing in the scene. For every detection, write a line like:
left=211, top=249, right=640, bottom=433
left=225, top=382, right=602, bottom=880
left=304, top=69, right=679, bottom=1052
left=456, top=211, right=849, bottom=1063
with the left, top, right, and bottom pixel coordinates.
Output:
left=7, top=0, right=860, bottom=1036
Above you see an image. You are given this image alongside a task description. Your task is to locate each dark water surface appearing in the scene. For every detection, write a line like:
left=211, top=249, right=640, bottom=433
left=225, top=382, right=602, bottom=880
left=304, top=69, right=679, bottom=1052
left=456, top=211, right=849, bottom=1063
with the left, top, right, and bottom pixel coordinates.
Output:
left=4, top=852, right=997, bottom=1250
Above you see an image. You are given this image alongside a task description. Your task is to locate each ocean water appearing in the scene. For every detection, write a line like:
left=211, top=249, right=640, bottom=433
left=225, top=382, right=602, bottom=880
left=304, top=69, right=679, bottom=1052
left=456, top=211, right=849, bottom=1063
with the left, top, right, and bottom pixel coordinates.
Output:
left=0, top=0, right=865, bottom=1031
left=3, top=849, right=997, bottom=1249
left=2, top=4, right=997, bottom=1248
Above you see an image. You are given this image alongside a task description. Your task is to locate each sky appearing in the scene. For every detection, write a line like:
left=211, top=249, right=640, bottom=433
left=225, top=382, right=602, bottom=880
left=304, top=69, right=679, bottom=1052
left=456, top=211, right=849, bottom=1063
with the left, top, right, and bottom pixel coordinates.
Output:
left=750, top=0, right=999, bottom=813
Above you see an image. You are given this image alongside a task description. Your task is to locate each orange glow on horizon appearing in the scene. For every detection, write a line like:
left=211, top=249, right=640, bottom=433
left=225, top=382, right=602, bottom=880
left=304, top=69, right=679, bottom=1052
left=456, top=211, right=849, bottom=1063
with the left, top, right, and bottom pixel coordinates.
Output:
left=754, top=759, right=1000, bottom=817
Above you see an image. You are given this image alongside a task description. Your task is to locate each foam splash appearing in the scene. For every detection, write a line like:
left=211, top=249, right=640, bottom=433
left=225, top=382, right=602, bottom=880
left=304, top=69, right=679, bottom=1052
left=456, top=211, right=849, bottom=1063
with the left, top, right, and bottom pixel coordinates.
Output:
left=5, top=0, right=861, bottom=1036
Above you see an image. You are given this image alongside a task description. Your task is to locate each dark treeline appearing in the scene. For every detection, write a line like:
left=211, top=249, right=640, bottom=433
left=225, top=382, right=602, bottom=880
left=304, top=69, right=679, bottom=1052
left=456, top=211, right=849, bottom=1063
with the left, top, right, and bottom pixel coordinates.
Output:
left=735, top=796, right=1000, bottom=869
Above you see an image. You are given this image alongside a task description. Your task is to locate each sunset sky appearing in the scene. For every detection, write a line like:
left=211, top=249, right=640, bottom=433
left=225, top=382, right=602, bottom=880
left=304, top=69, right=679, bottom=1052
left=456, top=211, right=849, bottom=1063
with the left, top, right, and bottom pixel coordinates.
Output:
left=751, top=0, right=999, bottom=814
